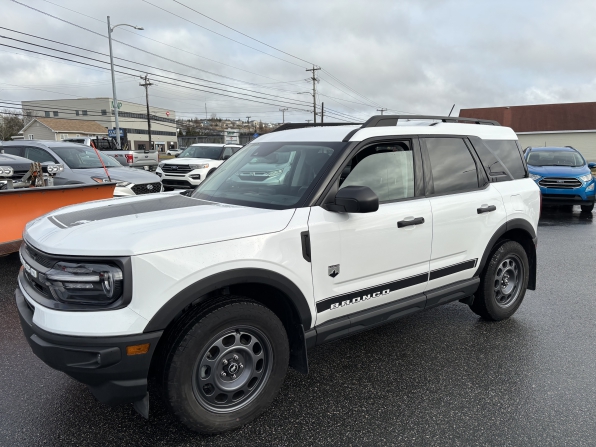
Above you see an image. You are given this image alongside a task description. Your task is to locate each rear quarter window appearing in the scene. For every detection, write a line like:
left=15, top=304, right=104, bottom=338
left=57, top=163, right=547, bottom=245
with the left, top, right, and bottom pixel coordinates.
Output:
left=469, top=138, right=527, bottom=180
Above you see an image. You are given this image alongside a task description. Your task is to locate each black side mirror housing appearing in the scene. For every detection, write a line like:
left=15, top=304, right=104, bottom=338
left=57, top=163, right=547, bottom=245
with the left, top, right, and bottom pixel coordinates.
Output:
left=588, top=162, right=596, bottom=169
left=332, top=185, right=379, bottom=213
left=174, top=153, right=180, bottom=158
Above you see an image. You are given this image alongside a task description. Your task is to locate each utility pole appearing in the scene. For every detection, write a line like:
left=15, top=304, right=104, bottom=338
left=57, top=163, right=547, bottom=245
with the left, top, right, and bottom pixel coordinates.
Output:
left=140, top=74, right=153, bottom=151
left=107, top=17, right=144, bottom=149
left=306, top=66, right=321, bottom=124
left=279, top=107, right=288, bottom=123
left=321, top=102, right=324, bottom=123
left=205, top=103, right=207, bottom=120
left=376, top=108, right=387, bottom=115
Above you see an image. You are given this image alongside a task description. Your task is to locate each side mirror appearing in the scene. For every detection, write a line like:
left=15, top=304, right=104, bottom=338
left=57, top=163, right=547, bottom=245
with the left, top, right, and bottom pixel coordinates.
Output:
left=333, top=186, right=379, bottom=213
left=174, top=153, right=180, bottom=158
left=588, top=162, right=596, bottom=169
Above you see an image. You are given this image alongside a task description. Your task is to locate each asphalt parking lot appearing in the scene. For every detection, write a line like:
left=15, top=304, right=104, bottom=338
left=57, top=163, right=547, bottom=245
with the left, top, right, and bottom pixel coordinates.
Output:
left=2, top=207, right=596, bottom=446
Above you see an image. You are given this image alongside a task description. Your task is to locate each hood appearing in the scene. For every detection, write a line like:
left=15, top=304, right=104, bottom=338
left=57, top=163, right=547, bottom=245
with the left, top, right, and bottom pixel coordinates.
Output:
left=162, top=158, right=216, bottom=165
left=24, top=194, right=295, bottom=256
left=0, top=153, right=32, bottom=171
left=72, top=167, right=162, bottom=184
left=527, top=164, right=590, bottom=177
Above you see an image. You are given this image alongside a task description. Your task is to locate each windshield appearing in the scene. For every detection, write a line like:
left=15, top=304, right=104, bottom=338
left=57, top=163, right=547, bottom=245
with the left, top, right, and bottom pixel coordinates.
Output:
left=52, top=146, right=122, bottom=169
left=180, top=146, right=223, bottom=160
left=527, top=150, right=585, bottom=167
left=191, top=141, right=347, bottom=209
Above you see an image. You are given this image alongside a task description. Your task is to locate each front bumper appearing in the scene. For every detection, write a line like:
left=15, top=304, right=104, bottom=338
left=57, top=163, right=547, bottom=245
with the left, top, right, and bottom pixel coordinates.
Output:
left=16, top=287, right=162, bottom=406
left=540, top=191, right=595, bottom=206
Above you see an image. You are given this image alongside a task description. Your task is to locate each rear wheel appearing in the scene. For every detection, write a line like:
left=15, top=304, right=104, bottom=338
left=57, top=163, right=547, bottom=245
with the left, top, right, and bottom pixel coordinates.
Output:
left=162, top=299, right=289, bottom=434
left=581, top=203, right=594, bottom=213
left=470, top=241, right=529, bottom=321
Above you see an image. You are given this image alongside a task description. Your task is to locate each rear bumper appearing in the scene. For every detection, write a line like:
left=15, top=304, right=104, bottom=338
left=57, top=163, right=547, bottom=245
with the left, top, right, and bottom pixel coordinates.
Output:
left=16, top=288, right=162, bottom=406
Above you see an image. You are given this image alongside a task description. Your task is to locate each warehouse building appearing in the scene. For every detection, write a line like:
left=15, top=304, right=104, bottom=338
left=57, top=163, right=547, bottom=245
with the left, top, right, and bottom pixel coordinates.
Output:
left=459, top=102, right=596, bottom=161
left=21, top=98, right=177, bottom=151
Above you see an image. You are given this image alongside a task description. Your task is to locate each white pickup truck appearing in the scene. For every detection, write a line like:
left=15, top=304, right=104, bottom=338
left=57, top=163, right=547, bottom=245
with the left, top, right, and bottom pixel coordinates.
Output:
left=63, top=137, right=159, bottom=170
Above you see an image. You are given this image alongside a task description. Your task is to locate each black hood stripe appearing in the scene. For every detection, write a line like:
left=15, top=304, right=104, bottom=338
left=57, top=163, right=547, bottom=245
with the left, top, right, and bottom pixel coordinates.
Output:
left=50, top=195, right=218, bottom=228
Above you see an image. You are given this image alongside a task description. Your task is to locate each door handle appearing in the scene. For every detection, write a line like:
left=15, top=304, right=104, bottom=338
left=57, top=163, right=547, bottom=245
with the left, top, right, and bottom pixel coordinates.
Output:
left=397, top=217, right=425, bottom=228
left=477, top=204, right=497, bottom=214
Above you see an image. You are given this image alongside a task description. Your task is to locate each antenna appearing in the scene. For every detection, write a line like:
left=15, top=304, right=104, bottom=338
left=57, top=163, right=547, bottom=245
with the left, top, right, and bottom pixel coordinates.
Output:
left=448, top=104, right=455, bottom=117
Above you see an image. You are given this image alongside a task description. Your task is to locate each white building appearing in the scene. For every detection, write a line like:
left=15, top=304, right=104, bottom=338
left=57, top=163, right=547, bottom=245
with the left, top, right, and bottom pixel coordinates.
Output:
left=22, top=98, right=177, bottom=152
left=20, top=118, right=108, bottom=141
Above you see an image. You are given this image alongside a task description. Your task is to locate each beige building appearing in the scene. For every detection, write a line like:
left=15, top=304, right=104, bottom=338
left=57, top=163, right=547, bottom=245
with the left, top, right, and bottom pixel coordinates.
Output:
left=20, top=118, right=108, bottom=141
left=22, top=98, right=177, bottom=151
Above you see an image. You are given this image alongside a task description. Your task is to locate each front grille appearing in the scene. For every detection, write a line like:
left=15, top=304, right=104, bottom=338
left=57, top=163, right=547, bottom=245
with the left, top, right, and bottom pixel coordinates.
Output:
left=542, top=194, right=583, bottom=201
left=162, top=164, right=192, bottom=173
left=25, top=244, right=56, bottom=269
left=539, top=177, right=582, bottom=189
left=131, top=182, right=162, bottom=195
left=238, top=172, right=269, bottom=182
left=11, top=170, right=29, bottom=180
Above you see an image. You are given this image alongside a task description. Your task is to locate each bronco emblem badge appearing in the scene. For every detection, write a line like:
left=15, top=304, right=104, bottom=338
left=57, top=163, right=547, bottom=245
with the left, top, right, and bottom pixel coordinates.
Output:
left=328, top=264, right=340, bottom=278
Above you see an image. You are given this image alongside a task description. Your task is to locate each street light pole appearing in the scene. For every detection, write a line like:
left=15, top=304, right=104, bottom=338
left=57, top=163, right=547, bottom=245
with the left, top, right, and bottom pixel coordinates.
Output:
left=107, top=17, right=143, bottom=149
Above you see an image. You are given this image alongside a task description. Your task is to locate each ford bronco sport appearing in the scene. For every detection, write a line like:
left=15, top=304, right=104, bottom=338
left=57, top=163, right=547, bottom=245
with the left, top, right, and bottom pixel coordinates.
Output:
left=15, top=115, right=539, bottom=434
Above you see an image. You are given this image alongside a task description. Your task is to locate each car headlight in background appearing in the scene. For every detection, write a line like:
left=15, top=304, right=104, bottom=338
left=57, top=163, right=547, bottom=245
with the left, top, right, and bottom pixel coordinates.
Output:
left=91, top=177, right=111, bottom=183
left=529, top=174, right=541, bottom=181
left=578, top=174, right=593, bottom=183
left=587, top=183, right=595, bottom=192
left=0, top=166, right=14, bottom=177
left=266, top=169, right=283, bottom=177
left=158, top=162, right=165, bottom=168
left=116, top=181, right=131, bottom=187
left=46, top=164, right=64, bottom=174
left=43, top=261, right=124, bottom=305
left=189, top=164, right=209, bottom=169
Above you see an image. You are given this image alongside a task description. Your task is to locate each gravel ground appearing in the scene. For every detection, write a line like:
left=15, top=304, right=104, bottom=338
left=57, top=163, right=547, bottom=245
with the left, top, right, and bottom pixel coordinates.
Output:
left=1, top=207, right=596, bottom=446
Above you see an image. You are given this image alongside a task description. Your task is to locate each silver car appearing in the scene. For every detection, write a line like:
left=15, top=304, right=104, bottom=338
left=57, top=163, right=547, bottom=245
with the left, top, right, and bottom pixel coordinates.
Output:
left=0, top=141, right=163, bottom=197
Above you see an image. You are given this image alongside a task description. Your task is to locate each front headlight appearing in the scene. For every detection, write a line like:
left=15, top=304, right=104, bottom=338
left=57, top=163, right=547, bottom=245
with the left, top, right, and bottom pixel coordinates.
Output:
left=529, top=174, right=541, bottom=181
left=0, top=166, right=14, bottom=177
left=189, top=164, right=209, bottom=169
left=116, top=181, right=131, bottom=187
left=43, top=261, right=123, bottom=305
left=579, top=173, right=593, bottom=183
left=158, top=162, right=165, bottom=168
left=266, top=169, right=283, bottom=177
left=91, top=177, right=110, bottom=183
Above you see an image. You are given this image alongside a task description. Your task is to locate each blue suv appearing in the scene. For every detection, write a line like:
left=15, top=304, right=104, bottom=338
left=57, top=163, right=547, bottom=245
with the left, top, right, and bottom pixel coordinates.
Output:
left=525, top=146, right=596, bottom=212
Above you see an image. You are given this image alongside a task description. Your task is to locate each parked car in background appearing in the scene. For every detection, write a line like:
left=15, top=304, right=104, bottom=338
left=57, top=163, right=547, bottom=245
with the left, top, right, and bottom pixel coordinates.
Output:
left=0, top=152, right=36, bottom=189
left=525, top=146, right=596, bottom=212
left=1, top=141, right=163, bottom=197
left=157, top=143, right=243, bottom=190
left=63, top=137, right=159, bottom=170
left=166, top=148, right=182, bottom=156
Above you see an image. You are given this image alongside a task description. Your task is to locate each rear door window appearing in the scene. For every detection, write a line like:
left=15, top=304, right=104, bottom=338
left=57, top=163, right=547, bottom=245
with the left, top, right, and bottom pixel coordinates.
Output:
left=424, top=138, right=479, bottom=194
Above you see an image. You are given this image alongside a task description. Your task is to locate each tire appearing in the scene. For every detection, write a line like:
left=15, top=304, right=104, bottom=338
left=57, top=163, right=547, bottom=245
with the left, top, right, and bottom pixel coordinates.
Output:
left=162, top=299, right=289, bottom=434
left=470, top=241, right=529, bottom=321
left=581, top=203, right=594, bottom=213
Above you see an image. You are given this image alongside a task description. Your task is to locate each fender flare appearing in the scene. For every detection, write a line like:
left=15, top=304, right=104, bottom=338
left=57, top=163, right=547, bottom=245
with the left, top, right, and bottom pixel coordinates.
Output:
left=474, top=218, right=537, bottom=289
left=143, top=268, right=312, bottom=332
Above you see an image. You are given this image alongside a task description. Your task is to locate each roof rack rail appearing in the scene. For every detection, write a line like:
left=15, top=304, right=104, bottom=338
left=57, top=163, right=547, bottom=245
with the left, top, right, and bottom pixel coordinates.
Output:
left=361, top=115, right=501, bottom=128
left=271, top=122, right=362, bottom=133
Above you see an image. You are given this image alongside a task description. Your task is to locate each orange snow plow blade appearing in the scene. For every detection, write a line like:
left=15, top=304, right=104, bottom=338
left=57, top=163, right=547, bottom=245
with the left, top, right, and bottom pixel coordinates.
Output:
left=0, top=183, right=115, bottom=255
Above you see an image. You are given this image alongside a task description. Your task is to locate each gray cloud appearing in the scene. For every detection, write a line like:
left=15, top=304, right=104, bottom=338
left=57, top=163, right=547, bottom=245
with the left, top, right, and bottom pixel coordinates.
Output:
left=1, top=0, right=595, bottom=124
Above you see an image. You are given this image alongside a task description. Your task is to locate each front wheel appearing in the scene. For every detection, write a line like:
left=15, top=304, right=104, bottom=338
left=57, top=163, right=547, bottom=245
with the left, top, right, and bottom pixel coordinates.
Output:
left=581, top=203, right=594, bottom=213
left=162, top=300, right=289, bottom=434
left=470, top=241, right=529, bottom=321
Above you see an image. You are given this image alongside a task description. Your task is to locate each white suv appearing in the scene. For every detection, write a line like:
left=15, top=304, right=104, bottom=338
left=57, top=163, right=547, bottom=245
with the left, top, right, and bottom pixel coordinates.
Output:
left=15, top=115, right=540, bottom=434
left=157, top=143, right=243, bottom=190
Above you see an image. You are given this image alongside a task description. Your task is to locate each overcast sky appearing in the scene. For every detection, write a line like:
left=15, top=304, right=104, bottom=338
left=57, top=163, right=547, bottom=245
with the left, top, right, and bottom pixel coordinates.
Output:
left=1, top=0, right=595, bottom=125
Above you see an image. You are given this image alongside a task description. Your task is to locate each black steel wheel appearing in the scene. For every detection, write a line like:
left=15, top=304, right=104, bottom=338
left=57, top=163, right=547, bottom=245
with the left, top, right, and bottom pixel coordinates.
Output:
left=493, top=255, right=524, bottom=308
left=470, top=241, right=529, bottom=321
left=162, top=299, right=289, bottom=434
left=192, top=326, right=273, bottom=413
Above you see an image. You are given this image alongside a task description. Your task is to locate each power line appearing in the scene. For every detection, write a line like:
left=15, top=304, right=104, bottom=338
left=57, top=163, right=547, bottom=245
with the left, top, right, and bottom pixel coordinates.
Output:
left=140, top=0, right=307, bottom=69
left=172, top=0, right=315, bottom=66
